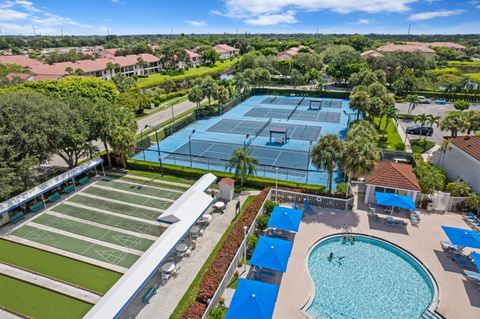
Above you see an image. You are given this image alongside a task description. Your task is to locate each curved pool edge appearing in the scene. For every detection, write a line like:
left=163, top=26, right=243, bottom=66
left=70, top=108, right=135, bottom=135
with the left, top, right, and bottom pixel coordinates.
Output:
left=299, top=233, right=440, bottom=318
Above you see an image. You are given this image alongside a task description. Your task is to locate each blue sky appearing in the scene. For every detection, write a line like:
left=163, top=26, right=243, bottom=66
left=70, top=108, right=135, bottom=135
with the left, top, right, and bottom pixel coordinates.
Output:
left=0, top=0, right=479, bottom=35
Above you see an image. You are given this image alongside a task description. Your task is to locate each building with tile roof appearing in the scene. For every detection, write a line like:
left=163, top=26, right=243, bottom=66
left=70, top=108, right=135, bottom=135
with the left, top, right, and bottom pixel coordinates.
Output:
left=213, top=44, right=239, bottom=60
left=363, top=161, right=421, bottom=204
left=432, top=136, right=480, bottom=193
left=277, top=46, right=305, bottom=59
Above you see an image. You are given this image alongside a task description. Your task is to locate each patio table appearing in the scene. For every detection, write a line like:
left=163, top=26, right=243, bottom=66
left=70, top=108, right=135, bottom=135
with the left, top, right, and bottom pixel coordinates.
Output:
left=176, top=243, right=188, bottom=253
left=161, top=262, right=175, bottom=273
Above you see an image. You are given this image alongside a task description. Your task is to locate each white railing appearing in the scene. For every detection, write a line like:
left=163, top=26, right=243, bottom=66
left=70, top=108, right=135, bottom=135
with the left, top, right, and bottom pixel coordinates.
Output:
left=201, top=189, right=273, bottom=319
left=272, top=189, right=353, bottom=211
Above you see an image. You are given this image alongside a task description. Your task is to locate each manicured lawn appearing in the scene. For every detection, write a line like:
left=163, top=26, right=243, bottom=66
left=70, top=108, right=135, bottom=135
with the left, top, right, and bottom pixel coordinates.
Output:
left=0, top=274, right=92, bottom=319
left=124, top=169, right=195, bottom=185
left=410, top=138, right=435, bottom=154
left=373, top=117, right=403, bottom=150
left=170, top=195, right=256, bottom=319
left=0, top=239, right=121, bottom=294
left=137, top=58, right=239, bottom=89
left=465, top=73, right=480, bottom=81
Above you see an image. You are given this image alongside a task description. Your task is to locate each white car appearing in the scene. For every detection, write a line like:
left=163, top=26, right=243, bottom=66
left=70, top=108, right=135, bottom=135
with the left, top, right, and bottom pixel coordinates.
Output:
left=417, top=96, right=431, bottom=104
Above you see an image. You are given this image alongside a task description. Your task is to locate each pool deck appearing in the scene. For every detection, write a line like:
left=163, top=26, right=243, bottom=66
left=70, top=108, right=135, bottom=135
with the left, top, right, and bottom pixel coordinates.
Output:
left=274, top=198, right=480, bottom=319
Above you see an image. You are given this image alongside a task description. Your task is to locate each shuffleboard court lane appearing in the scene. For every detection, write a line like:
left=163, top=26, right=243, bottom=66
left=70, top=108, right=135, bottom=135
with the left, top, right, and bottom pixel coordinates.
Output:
left=95, top=179, right=181, bottom=200
left=165, top=140, right=308, bottom=178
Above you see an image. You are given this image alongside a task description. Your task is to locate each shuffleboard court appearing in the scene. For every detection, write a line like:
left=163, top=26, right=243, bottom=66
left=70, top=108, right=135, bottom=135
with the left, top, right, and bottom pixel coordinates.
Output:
left=82, top=186, right=172, bottom=210
left=69, top=195, right=161, bottom=220
left=11, top=225, right=139, bottom=268
left=245, top=107, right=341, bottom=123
left=166, top=140, right=309, bottom=178
left=95, top=179, right=182, bottom=199
left=33, top=214, right=154, bottom=251
left=206, top=119, right=321, bottom=141
left=51, top=205, right=164, bottom=237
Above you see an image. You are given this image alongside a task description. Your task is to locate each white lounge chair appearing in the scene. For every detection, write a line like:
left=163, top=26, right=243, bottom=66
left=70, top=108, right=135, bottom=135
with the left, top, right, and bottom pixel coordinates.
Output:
left=440, top=240, right=463, bottom=252
left=464, top=270, right=480, bottom=285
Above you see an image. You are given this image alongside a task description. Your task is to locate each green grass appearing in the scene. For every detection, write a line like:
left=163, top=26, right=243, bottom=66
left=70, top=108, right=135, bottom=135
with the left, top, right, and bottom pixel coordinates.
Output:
left=0, top=274, right=92, bottom=319
left=227, top=276, right=240, bottom=289
left=446, top=60, right=480, bottom=67
left=208, top=306, right=228, bottom=319
left=374, top=117, right=403, bottom=150
left=430, top=67, right=462, bottom=75
left=123, top=169, right=195, bottom=185
left=137, top=59, right=239, bottom=89
left=170, top=195, right=256, bottom=319
left=0, top=239, right=121, bottom=294
left=136, top=95, right=188, bottom=120
left=12, top=225, right=139, bottom=268
left=410, top=138, right=435, bottom=154
left=465, top=73, right=480, bottom=81
left=97, top=179, right=182, bottom=199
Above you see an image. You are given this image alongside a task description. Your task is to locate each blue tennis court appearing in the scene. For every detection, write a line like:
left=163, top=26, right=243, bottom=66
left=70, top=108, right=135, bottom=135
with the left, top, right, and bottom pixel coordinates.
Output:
left=135, top=95, right=353, bottom=186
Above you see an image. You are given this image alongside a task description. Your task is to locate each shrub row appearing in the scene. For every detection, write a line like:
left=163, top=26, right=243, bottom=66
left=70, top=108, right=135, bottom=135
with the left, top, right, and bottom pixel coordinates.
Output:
left=183, top=301, right=207, bottom=319
left=151, top=89, right=189, bottom=106
left=126, top=159, right=329, bottom=193
left=251, top=87, right=350, bottom=99
left=195, top=187, right=270, bottom=307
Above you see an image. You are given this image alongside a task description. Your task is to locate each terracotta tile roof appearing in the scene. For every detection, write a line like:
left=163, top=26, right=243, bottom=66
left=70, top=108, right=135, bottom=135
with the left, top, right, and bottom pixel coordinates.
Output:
left=405, top=41, right=465, bottom=50
left=448, top=136, right=480, bottom=161
left=376, top=43, right=435, bottom=54
left=365, top=161, right=421, bottom=191
left=185, top=49, right=201, bottom=59
left=361, top=50, right=384, bottom=58
left=213, top=44, right=238, bottom=53
left=277, top=46, right=305, bottom=59
left=219, top=178, right=235, bottom=186
left=6, top=72, right=34, bottom=81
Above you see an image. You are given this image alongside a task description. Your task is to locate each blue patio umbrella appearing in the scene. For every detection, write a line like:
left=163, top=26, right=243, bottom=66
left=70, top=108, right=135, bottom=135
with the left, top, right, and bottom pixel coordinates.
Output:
left=250, top=236, right=293, bottom=272
left=267, top=206, right=303, bottom=232
left=225, top=279, right=279, bottom=319
left=441, top=226, right=480, bottom=249
left=375, top=192, right=416, bottom=211
left=471, top=252, right=480, bottom=272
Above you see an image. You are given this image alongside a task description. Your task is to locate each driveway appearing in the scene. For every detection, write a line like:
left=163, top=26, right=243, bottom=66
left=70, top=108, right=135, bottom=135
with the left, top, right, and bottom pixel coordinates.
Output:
left=396, top=102, right=480, bottom=144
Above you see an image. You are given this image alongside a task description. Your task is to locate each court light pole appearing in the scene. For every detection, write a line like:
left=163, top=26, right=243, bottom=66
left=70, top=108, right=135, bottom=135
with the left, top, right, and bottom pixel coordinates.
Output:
left=139, top=126, right=149, bottom=161
left=146, top=124, right=164, bottom=176
left=189, top=129, right=196, bottom=167
left=171, top=103, right=176, bottom=133
left=306, top=140, right=312, bottom=184
left=275, top=167, right=279, bottom=203
left=243, top=134, right=250, bottom=148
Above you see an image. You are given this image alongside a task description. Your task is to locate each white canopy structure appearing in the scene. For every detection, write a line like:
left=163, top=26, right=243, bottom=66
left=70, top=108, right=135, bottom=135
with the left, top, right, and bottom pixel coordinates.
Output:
left=84, top=173, right=217, bottom=319
left=0, top=158, right=104, bottom=216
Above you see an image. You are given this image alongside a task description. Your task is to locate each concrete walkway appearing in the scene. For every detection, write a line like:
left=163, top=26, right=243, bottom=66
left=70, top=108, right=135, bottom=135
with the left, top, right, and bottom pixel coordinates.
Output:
left=0, top=262, right=101, bottom=304
left=120, top=191, right=260, bottom=319
left=395, top=119, right=412, bottom=152
left=107, top=171, right=192, bottom=188
left=0, top=309, right=21, bottom=319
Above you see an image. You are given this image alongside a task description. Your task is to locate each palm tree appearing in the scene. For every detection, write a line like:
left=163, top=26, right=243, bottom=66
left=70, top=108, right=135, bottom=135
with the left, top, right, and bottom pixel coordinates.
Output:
left=467, top=193, right=480, bottom=215
left=202, top=78, right=218, bottom=106
left=438, top=140, right=450, bottom=169
left=343, top=137, right=379, bottom=180
left=234, top=72, right=250, bottom=94
left=349, top=85, right=370, bottom=120
left=381, top=106, right=397, bottom=140
left=405, top=94, right=420, bottom=115
left=440, top=111, right=466, bottom=137
left=311, top=134, right=344, bottom=193
left=65, top=66, right=73, bottom=75
left=415, top=114, right=430, bottom=140
left=188, top=86, right=204, bottom=107
left=226, top=147, right=258, bottom=187
left=462, top=110, right=480, bottom=135
left=74, top=68, right=84, bottom=76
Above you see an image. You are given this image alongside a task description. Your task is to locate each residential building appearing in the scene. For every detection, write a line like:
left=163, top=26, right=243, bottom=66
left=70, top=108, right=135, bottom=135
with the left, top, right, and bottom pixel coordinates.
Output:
left=375, top=43, right=436, bottom=60
left=185, top=49, right=203, bottom=67
left=0, top=53, right=161, bottom=81
left=213, top=44, right=239, bottom=59
left=432, top=136, right=480, bottom=193
left=406, top=41, right=466, bottom=51
left=364, top=161, right=421, bottom=204
left=360, top=49, right=385, bottom=59
left=277, top=46, right=304, bottom=59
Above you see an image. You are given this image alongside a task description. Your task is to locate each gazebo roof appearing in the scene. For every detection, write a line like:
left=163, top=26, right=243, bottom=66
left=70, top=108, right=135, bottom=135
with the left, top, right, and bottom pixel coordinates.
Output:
left=365, top=161, right=420, bottom=191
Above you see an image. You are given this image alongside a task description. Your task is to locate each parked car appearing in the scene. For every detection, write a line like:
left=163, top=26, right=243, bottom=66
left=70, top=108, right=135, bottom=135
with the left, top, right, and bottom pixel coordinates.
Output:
left=406, top=125, right=433, bottom=136
left=417, top=96, right=431, bottom=104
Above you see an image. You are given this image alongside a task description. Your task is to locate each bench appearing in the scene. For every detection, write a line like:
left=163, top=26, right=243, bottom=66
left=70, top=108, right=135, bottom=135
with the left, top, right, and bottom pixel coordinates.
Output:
left=63, top=184, right=75, bottom=194
left=10, top=212, right=25, bottom=224
left=29, top=201, right=45, bottom=213
left=47, top=192, right=60, bottom=203
left=78, top=176, right=89, bottom=185
left=142, top=284, right=158, bottom=303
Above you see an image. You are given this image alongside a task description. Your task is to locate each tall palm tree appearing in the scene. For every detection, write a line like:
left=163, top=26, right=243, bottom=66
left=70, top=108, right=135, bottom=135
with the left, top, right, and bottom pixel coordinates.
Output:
left=382, top=106, right=397, bottom=140
left=343, top=137, right=380, bottom=180
left=438, top=140, right=450, bottom=169
left=415, top=114, right=430, bottom=139
left=349, top=85, right=370, bottom=120
left=440, top=111, right=466, bottom=137
left=462, top=110, right=480, bottom=135
left=226, top=147, right=258, bottom=187
left=406, top=94, right=420, bottom=115
left=188, top=85, right=204, bottom=107
left=311, top=134, right=344, bottom=193
left=234, top=72, right=250, bottom=94
left=202, top=77, right=218, bottom=106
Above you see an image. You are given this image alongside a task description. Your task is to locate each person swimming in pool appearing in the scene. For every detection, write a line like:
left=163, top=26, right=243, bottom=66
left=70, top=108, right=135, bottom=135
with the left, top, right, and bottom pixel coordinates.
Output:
left=328, top=252, right=334, bottom=261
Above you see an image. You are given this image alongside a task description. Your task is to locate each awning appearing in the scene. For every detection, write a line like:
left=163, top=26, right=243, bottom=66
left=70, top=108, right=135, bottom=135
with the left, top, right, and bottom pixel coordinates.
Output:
left=225, top=279, right=279, bottom=319
left=375, top=192, right=416, bottom=211
left=441, top=226, right=480, bottom=249
left=250, top=236, right=293, bottom=272
left=267, top=206, right=303, bottom=232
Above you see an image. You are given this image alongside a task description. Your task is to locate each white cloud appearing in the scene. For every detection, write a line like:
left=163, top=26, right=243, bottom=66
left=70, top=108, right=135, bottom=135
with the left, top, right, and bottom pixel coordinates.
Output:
left=245, top=10, right=297, bottom=26
left=358, top=18, right=370, bottom=24
left=217, top=0, right=415, bottom=26
left=186, top=20, right=207, bottom=27
left=0, top=8, right=29, bottom=20
left=409, top=9, right=464, bottom=21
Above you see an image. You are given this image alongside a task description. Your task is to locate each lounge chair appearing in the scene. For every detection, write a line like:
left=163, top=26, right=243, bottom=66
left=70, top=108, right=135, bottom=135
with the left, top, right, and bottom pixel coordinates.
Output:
left=453, top=253, right=475, bottom=269
left=464, top=270, right=480, bottom=285
left=440, top=240, right=463, bottom=252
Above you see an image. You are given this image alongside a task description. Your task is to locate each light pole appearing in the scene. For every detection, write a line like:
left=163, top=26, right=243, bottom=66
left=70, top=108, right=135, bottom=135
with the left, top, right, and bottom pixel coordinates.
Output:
left=275, top=167, right=279, bottom=203
left=140, top=125, right=149, bottom=161
left=146, top=124, right=164, bottom=176
left=243, top=225, right=248, bottom=272
left=171, top=103, right=176, bottom=133
left=189, top=129, right=196, bottom=167
left=306, top=140, right=312, bottom=184
left=243, top=134, right=250, bottom=148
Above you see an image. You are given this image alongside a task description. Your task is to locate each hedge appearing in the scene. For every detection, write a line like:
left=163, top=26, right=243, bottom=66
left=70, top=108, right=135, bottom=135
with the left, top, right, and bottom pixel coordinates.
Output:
left=251, top=87, right=350, bottom=99
left=126, top=159, right=333, bottom=194
left=151, top=89, right=189, bottom=106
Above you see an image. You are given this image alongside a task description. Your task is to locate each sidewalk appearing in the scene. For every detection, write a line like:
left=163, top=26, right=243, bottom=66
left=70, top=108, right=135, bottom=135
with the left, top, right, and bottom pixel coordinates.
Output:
left=395, top=119, right=412, bottom=153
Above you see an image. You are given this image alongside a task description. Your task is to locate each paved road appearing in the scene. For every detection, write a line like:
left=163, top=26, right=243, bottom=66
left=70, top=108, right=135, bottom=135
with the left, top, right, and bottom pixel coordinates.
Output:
left=396, top=102, right=480, bottom=144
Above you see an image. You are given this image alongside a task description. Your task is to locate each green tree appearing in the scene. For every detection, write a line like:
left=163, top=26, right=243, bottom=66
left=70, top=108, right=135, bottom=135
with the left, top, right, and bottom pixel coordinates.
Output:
left=225, top=147, right=258, bottom=187
left=445, top=180, right=472, bottom=197
left=214, top=85, right=230, bottom=105
left=311, top=134, right=344, bottom=193
left=234, top=72, right=250, bottom=94
left=253, top=68, right=271, bottom=87
left=467, top=193, right=480, bottom=214
left=440, top=111, right=466, bottom=137
left=349, top=85, right=370, bottom=119
left=454, top=100, right=470, bottom=111
left=342, top=136, right=379, bottom=179
left=201, top=77, right=219, bottom=106
left=111, top=74, right=136, bottom=93
left=405, top=94, right=420, bottom=115
left=381, top=105, right=397, bottom=140
left=415, top=114, right=431, bottom=140
left=201, top=47, right=220, bottom=66
left=462, top=110, right=480, bottom=134
left=414, top=162, right=446, bottom=194
left=107, top=107, right=137, bottom=168
left=348, top=69, right=381, bottom=87
left=188, top=85, right=204, bottom=107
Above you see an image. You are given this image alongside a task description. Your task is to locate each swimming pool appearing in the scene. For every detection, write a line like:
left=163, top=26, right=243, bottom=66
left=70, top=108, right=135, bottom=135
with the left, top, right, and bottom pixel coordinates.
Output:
left=305, top=235, right=436, bottom=319
left=135, top=95, right=354, bottom=185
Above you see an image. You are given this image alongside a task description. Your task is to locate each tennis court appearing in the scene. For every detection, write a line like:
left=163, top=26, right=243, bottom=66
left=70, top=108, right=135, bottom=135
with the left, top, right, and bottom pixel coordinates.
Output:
left=244, top=107, right=341, bottom=123
left=7, top=175, right=185, bottom=269
left=261, top=96, right=343, bottom=109
left=166, top=140, right=309, bottom=178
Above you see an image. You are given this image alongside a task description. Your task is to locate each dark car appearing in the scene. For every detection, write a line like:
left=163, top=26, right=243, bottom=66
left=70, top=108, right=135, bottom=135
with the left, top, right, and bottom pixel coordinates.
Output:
left=406, top=125, right=433, bottom=136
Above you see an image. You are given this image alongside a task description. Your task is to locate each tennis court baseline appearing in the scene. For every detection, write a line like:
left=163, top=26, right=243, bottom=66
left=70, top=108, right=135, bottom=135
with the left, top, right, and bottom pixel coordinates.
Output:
left=206, top=119, right=321, bottom=141
left=245, top=107, right=341, bottom=123
left=261, top=97, right=343, bottom=109
left=166, top=140, right=309, bottom=178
